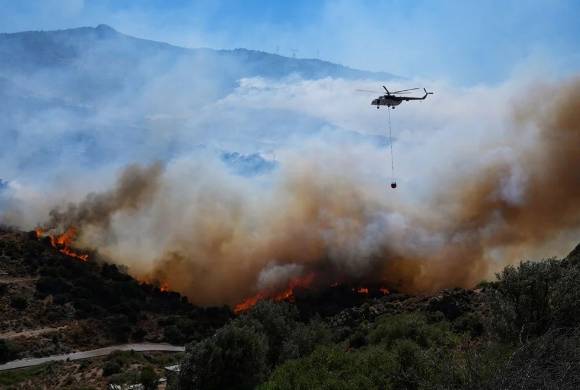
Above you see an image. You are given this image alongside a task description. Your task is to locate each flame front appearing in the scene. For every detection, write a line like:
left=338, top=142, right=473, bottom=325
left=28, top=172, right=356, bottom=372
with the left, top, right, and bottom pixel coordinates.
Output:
left=234, top=273, right=316, bottom=314
left=234, top=276, right=390, bottom=315
left=35, top=227, right=89, bottom=262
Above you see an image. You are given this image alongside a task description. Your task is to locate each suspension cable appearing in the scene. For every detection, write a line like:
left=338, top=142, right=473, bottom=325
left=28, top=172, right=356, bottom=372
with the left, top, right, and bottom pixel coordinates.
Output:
left=387, top=107, right=395, bottom=182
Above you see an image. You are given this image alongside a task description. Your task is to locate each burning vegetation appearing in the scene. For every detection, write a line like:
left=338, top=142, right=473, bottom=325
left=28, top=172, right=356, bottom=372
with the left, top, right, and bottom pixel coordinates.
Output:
left=34, top=227, right=89, bottom=262
left=234, top=274, right=390, bottom=314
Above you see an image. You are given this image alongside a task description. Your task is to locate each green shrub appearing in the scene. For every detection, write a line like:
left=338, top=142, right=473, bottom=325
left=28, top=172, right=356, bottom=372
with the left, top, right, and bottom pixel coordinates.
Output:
left=280, top=319, right=332, bottom=361
left=179, top=323, right=268, bottom=390
left=102, top=360, right=121, bottom=377
left=368, top=313, right=458, bottom=349
left=485, top=259, right=580, bottom=342
left=140, top=366, right=158, bottom=390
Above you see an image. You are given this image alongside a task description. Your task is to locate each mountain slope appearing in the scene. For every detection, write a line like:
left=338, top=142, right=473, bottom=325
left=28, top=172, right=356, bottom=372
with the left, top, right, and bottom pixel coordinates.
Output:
left=0, top=227, right=230, bottom=362
left=0, top=24, right=397, bottom=89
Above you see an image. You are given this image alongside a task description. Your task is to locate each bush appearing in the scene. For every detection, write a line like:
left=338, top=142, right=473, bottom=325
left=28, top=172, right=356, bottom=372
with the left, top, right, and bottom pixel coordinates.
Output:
left=485, top=259, right=580, bottom=342
left=491, top=328, right=580, bottom=390
left=132, top=327, right=147, bottom=342
left=10, top=295, right=28, bottom=311
left=368, top=313, right=458, bottom=349
left=140, top=366, right=158, bottom=390
left=260, top=345, right=395, bottom=390
left=36, top=276, right=71, bottom=296
left=102, top=360, right=121, bottom=377
left=179, top=323, right=268, bottom=390
left=105, top=315, right=131, bottom=343
left=280, top=320, right=332, bottom=361
left=0, top=340, right=19, bottom=364
left=164, top=325, right=184, bottom=345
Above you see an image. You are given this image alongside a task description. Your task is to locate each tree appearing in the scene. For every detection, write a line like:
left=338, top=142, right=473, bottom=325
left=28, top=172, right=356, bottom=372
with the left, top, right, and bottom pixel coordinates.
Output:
left=234, top=301, right=298, bottom=365
left=280, top=319, right=332, bottom=362
left=140, top=366, right=158, bottom=390
left=179, top=323, right=268, bottom=390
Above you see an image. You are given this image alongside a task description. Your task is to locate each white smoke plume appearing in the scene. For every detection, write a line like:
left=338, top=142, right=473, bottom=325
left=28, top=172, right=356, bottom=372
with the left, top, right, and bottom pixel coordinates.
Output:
left=1, top=47, right=579, bottom=306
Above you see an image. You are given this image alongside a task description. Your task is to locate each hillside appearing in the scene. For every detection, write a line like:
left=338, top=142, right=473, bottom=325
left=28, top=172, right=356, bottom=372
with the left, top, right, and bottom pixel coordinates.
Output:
left=1, top=224, right=579, bottom=389
left=177, top=241, right=580, bottom=390
left=0, top=24, right=397, bottom=80
left=0, top=226, right=230, bottom=365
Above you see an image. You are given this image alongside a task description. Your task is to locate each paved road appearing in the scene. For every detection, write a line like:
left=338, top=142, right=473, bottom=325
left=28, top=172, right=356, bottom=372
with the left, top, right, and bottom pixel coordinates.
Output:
left=0, top=343, right=185, bottom=371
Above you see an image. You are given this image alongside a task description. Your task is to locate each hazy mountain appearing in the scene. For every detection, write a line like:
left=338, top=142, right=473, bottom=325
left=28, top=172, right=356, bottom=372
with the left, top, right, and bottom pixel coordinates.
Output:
left=0, top=24, right=397, bottom=102
left=0, top=25, right=395, bottom=182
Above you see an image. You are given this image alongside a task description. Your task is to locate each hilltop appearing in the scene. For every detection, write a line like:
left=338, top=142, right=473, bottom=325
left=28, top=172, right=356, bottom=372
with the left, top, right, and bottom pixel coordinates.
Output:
left=0, top=24, right=397, bottom=102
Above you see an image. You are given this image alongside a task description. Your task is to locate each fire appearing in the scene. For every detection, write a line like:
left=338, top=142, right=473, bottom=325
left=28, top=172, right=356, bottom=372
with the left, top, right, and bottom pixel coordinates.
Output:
left=35, top=227, right=89, bottom=262
left=234, top=278, right=391, bottom=314
left=135, top=276, right=171, bottom=292
left=234, top=293, right=265, bottom=314
left=234, top=273, right=315, bottom=314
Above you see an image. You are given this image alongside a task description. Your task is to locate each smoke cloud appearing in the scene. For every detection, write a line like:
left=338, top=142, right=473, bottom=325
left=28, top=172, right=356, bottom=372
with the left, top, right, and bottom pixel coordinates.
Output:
left=17, top=77, right=577, bottom=306
left=0, top=27, right=578, bottom=305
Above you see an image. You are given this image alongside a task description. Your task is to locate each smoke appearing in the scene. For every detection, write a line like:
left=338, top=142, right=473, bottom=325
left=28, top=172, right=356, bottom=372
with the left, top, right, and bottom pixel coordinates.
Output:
left=44, top=163, right=163, bottom=231
left=20, top=77, right=578, bottom=306
left=1, top=26, right=578, bottom=305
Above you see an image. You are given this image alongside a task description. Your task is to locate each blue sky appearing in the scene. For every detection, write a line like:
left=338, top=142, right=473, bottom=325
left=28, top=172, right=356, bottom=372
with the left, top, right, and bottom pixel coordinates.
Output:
left=0, top=0, right=578, bottom=84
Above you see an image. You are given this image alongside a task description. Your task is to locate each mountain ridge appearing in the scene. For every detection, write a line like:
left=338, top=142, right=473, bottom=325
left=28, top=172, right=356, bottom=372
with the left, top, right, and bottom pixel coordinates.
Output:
left=0, top=24, right=399, bottom=81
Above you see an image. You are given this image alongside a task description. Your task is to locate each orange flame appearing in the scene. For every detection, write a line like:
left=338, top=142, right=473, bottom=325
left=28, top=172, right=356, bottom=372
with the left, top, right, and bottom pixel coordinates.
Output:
left=234, top=278, right=391, bottom=314
left=234, top=273, right=315, bottom=314
left=234, top=292, right=266, bottom=314
left=35, top=227, right=88, bottom=262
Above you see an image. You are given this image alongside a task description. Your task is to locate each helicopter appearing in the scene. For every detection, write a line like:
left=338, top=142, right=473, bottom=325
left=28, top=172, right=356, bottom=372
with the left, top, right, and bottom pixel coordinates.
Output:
left=358, top=86, right=434, bottom=189
left=359, top=86, right=433, bottom=109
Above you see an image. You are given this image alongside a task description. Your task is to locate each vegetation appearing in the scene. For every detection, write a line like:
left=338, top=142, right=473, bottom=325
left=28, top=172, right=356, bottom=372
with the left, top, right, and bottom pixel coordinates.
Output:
left=139, top=365, right=158, bottom=390
left=0, top=228, right=230, bottom=351
left=176, top=243, right=580, bottom=390
left=0, top=340, right=20, bottom=364
left=0, top=363, right=56, bottom=387
left=2, top=227, right=579, bottom=389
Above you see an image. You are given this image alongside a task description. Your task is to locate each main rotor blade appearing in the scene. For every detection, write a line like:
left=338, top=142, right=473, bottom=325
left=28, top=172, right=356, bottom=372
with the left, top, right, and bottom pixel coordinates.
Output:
left=356, top=89, right=382, bottom=93
left=391, top=88, right=420, bottom=94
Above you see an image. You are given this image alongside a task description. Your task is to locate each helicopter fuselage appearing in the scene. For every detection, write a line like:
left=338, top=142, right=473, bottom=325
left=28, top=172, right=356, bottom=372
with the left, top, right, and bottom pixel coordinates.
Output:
left=371, top=96, right=403, bottom=107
